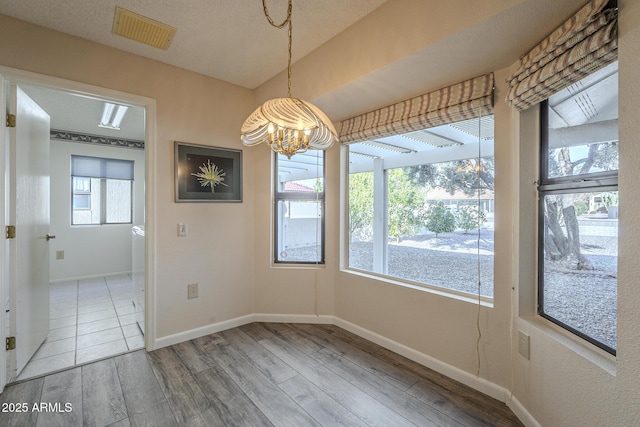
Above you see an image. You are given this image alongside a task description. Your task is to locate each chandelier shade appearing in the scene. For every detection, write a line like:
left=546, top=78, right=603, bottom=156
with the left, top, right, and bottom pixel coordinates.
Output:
left=240, top=0, right=338, bottom=158
left=241, top=97, right=337, bottom=157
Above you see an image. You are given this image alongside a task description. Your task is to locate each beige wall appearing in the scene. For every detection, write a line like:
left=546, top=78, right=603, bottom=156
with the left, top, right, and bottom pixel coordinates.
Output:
left=0, top=14, right=256, bottom=339
left=2, top=0, right=640, bottom=425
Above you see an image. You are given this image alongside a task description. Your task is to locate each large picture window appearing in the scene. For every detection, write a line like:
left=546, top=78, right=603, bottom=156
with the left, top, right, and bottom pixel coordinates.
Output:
left=71, top=155, right=134, bottom=225
left=538, top=62, right=618, bottom=354
left=347, top=115, right=494, bottom=298
left=274, top=151, right=325, bottom=264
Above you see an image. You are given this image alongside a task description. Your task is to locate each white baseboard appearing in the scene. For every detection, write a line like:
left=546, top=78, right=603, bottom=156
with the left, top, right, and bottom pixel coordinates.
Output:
left=253, top=313, right=334, bottom=324
left=50, top=271, right=132, bottom=284
left=151, top=312, right=534, bottom=426
left=333, top=317, right=510, bottom=403
left=505, top=395, right=540, bottom=427
left=153, top=314, right=254, bottom=349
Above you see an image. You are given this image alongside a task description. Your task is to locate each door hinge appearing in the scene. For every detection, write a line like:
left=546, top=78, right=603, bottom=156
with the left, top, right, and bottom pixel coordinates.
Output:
left=6, top=225, right=16, bottom=239
left=6, top=336, right=16, bottom=351
left=6, top=113, right=16, bottom=128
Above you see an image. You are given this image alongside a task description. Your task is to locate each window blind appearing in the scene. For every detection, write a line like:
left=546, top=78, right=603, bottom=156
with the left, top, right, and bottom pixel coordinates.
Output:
left=338, top=73, right=494, bottom=145
left=71, top=155, right=134, bottom=180
left=505, top=0, right=618, bottom=111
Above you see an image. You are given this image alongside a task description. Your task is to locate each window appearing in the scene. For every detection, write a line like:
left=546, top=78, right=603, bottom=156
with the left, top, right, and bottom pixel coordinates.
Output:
left=538, top=62, right=618, bottom=354
left=347, top=115, right=494, bottom=297
left=71, top=155, right=134, bottom=225
left=274, top=151, right=325, bottom=264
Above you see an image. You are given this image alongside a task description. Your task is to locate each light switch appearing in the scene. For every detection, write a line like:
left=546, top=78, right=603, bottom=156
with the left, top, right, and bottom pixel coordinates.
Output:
left=178, top=223, right=187, bottom=237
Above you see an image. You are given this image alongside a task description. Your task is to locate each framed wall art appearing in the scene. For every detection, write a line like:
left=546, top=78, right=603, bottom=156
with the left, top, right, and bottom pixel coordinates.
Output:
left=174, top=142, right=242, bottom=202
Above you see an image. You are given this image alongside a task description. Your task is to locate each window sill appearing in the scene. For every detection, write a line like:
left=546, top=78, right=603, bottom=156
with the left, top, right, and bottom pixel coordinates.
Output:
left=271, top=263, right=326, bottom=270
left=340, top=267, right=494, bottom=308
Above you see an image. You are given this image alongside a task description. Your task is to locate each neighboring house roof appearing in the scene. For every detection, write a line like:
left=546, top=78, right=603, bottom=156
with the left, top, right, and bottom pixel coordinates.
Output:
left=426, top=188, right=495, bottom=200
left=284, top=182, right=315, bottom=192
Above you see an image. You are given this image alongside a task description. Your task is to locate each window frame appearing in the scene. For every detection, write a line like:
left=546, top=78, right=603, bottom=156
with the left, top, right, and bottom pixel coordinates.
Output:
left=273, top=151, right=326, bottom=265
left=344, top=116, right=496, bottom=301
left=537, top=99, right=618, bottom=355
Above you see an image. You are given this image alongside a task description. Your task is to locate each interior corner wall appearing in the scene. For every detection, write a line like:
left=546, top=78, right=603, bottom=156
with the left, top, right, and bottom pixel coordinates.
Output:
left=49, top=140, right=145, bottom=282
left=0, top=14, right=257, bottom=341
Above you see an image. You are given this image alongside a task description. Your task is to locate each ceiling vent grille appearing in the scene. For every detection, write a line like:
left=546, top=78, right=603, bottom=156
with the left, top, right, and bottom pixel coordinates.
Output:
left=112, top=6, right=176, bottom=50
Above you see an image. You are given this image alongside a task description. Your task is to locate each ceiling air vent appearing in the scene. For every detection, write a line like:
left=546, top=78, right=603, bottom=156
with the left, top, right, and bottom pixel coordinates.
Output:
left=112, top=6, right=176, bottom=50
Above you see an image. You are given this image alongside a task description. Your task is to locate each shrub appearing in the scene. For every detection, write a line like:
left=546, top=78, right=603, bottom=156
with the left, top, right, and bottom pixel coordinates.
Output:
left=425, top=201, right=456, bottom=237
left=456, top=205, right=487, bottom=234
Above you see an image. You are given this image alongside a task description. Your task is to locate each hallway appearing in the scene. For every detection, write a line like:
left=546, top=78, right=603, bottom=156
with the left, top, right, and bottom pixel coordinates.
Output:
left=17, top=275, right=144, bottom=381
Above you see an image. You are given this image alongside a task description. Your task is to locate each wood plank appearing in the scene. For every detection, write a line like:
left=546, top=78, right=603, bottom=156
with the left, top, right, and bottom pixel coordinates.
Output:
left=106, top=418, right=131, bottom=427
left=254, top=334, right=416, bottom=427
left=171, top=340, right=217, bottom=375
left=194, top=365, right=274, bottom=427
left=258, top=323, right=325, bottom=355
left=4, top=324, right=523, bottom=427
left=82, top=358, right=128, bottom=427
left=219, top=327, right=298, bottom=384
left=0, top=376, right=43, bottom=427
left=278, top=374, right=370, bottom=427
left=290, top=323, right=420, bottom=391
left=313, top=348, right=462, bottom=427
left=318, top=325, right=522, bottom=426
left=147, top=346, right=224, bottom=426
left=114, top=350, right=178, bottom=427
left=195, top=333, right=320, bottom=427
left=407, top=378, right=521, bottom=427
left=36, top=367, right=83, bottom=427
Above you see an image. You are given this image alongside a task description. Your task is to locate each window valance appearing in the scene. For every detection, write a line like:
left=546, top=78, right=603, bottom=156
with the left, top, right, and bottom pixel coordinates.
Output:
left=71, top=155, right=134, bottom=180
left=338, top=73, right=494, bottom=144
left=505, top=0, right=618, bottom=111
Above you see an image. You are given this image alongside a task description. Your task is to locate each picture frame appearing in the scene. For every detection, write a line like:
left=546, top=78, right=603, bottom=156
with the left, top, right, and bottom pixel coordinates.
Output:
left=174, top=142, right=242, bottom=202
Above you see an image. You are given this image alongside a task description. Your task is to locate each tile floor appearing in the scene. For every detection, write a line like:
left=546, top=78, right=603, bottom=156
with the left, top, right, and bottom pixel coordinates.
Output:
left=16, top=274, right=144, bottom=381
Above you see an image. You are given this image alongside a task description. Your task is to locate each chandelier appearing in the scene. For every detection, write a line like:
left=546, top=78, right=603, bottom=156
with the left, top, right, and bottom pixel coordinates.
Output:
left=241, top=0, right=338, bottom=159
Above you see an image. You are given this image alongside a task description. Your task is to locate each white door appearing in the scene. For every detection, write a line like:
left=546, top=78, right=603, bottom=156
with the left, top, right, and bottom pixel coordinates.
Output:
left=7, top=85, right=51, bottom=378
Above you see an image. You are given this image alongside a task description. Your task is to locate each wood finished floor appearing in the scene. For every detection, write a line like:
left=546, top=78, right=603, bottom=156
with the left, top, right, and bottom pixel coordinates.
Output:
left=1, top=323, right=523, bottom=426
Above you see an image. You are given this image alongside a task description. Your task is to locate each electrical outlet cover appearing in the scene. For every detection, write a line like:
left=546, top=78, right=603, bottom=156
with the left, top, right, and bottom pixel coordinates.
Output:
left=518, top=330, right=530, bottom=359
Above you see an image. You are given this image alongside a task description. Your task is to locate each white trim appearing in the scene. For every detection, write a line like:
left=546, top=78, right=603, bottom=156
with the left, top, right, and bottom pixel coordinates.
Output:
left=49, top=271, right=132, bottom=284
left=333, top=317, right=509, bottom=402
left=153, top=314, right=255, bottom=349
left=0, top=65, right=157, bottom=377
left=507, top=395, right=541, bottom=427
left=253, top=313, right=334, bottom=324
left=0, top=75, right=7, bottom=393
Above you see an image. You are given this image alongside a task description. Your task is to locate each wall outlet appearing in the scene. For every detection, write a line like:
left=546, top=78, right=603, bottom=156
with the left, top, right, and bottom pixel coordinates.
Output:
left=518, top=330, right=530, bottom=359
left=56, top=250, right=64, bottom=260
left=178, top=223, right=187, bottom=237
left=187, top=283, right=198, bottom=299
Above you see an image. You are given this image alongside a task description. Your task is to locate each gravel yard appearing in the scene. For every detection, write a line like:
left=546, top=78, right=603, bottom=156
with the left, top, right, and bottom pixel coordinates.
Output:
left=289, top=230, right=617, bottom=350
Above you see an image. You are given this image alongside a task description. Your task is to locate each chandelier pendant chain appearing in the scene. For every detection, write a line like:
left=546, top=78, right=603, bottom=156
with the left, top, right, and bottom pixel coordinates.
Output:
left=262, top=0, right=293, bottom=98
left=241, top=1, right=337, bottom=157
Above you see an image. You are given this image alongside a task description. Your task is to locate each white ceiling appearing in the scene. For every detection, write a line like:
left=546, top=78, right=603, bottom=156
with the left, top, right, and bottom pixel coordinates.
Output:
left=2, top=0, right=595, bottom=146
left=0, top=0, right=386, bottom=89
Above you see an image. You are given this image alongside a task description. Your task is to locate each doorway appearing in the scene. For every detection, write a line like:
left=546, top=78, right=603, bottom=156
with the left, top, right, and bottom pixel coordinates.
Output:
left=0, top=68, right=156, bottom=388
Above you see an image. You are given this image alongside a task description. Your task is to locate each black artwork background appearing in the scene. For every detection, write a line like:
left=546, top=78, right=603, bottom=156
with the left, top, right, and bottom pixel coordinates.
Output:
left=185, top=153, right=234, bottom=193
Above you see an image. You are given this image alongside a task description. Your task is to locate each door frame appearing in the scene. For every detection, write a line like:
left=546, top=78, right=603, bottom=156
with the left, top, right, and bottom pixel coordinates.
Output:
left=0, top=66, right=157, bottom=392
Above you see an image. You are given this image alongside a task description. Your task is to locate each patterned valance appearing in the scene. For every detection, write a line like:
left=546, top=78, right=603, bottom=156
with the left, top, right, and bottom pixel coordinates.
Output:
left=339, top=73, right=494, bottom=144
left=506, top=0, right=618, bottom=111
left=51, top=129, right=145, bottom=150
